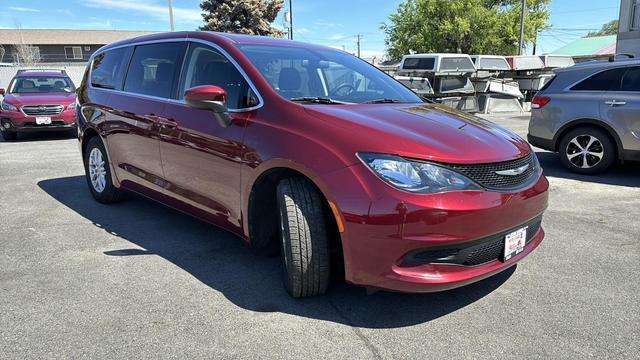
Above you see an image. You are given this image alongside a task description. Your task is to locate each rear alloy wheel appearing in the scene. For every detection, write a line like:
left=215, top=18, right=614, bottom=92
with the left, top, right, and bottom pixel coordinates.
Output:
left=559, top=127, right=616, bottom=174
left=277, top=177, right=330, bottom=298
left=1, top=131, right=17, bottom=141
left=84, top=136, right=124, bottom=203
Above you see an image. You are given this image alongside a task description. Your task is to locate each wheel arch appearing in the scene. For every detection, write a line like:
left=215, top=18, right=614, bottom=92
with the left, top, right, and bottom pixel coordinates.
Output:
left=553, top=118, right=622, bottom=158
left=244, top=161, right=344, bottom=273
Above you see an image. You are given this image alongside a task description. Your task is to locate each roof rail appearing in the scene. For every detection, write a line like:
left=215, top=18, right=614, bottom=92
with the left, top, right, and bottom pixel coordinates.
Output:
left=609, top=53, right=635, bottom=62
left=16, top=69, right=68, bottom=75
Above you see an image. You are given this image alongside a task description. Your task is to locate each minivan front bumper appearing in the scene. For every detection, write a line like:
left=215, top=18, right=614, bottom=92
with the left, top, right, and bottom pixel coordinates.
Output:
left=319, top=162, right=549, bottom=293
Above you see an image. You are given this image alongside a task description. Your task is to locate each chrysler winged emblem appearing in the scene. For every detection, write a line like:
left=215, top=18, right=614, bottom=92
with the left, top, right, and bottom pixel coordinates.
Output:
left=496, top=164, right=529, bottom=176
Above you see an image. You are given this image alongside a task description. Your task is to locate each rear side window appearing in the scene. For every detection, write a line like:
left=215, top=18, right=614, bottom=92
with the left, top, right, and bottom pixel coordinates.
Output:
left=91, top=47, right=131, bottom=90
left=621, top=67, right=640, bottom=91
left=123, top=42, right=186, bottom=98
left=571, top=68, right=625, bottom=91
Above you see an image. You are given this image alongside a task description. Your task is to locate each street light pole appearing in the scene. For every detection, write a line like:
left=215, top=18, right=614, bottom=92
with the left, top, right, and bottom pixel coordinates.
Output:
left=289, top=0, right=293, bottom=40
left=518, top=0, right=526, bottom=55
left=168, top=0, right=175, bottom=32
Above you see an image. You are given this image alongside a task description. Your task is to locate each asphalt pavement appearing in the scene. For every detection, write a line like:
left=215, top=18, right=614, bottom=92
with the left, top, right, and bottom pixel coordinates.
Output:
left=1, top=113, right=638, bottom=359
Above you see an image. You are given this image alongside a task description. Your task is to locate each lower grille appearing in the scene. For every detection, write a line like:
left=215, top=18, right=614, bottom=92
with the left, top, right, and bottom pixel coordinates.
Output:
left=404, top=216, right=542, bottom=266
left=22, top=104, right=64, bottom=116
left=447, top=153, right=537, bottom=190
left=23, top=121, right=66, bottom=127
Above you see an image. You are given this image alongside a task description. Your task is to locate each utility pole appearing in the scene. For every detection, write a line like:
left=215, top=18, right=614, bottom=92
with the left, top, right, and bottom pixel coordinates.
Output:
left=168, top=0, right=175, bottom=31
left=518, top=0, right=526, bottom=55
left=289, top=0, right=293, bottom=40
left=356, top=34, right=361, bottom=58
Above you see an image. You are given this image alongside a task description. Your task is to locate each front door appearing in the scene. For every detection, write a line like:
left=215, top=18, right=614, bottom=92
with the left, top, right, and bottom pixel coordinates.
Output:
left=159, top=43, right=258, bottom=231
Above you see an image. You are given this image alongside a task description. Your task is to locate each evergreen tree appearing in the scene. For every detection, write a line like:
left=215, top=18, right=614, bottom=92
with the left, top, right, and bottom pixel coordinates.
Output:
left=200, top=0, right=285, bottom=37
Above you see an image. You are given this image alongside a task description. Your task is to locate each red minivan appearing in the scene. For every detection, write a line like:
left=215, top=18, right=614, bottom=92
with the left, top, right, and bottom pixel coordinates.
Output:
left=77, top=32, right=549, bottom=297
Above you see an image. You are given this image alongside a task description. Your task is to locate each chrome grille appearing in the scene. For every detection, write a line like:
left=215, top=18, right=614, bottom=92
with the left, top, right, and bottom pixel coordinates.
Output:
left=448, top=153, right=537, bottom=190
left=22, top=104, right=64, bottom=116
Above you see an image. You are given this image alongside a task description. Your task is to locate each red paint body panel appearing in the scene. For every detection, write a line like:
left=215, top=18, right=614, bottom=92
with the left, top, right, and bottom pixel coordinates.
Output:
left=77, top=31, right=550, bottom=293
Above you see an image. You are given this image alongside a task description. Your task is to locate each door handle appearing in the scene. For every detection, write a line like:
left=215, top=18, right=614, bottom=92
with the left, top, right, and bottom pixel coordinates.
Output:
left=145, top=114, right=178, bottom=128
left=156, top=117, right=178, bottom=128
left=604, top=100, right=626, bottom=106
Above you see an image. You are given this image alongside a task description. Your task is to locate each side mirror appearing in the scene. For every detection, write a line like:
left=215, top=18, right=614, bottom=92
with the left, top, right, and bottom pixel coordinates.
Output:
left=184, top=85, right=232, bottom=127
left=0, top=88, right=5, bottom=96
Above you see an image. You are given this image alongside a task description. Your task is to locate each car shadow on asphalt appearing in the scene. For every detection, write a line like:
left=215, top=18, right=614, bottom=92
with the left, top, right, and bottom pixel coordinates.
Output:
left=535, top=152, right=640, bottom=187
left=0, top=131, right=76, bottom=143
left=38, top=175, right=515, bottom=329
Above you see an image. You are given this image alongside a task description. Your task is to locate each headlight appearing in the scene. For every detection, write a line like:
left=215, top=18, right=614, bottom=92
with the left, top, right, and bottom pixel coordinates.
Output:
left=358, top=153, right=482, bottom=194
left=1, top=101, right=17, bottom=112
left=67, top=102, right=77, bottom=110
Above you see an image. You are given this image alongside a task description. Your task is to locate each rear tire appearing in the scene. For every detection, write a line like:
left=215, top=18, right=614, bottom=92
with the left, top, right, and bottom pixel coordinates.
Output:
left=277, top=177, right=330, bottom=298
left=83, top=136, right=124, bottom=204
left=1, top=131, right=17, bottom=141
left=558, top=127, right=616, bottom=174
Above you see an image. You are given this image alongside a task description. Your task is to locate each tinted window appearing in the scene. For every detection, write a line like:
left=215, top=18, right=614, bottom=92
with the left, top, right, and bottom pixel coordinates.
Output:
left=440, top=57, right=475, bottom=71
left=402, top=57, right=435, bottom=71
left=439, top=76, right=473, bottom=93
left=11, top=76, right=74, bottom=94
left=124, top=42, right=186, bottom=98
left=91, top=47, right=130, bottom=90
left=478, top=58, right=510, bottom=70
left=571, top=68, right=625, bottom=91
left=621, top=67, right=640, bottom=91
left=180, top=44, right=256, bottom=109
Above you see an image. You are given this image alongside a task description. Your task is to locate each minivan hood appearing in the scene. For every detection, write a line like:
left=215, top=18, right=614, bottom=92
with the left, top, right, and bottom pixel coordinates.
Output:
left=304, top=103, right=530, bottom=164
left=2, top=92, right=76, bottom=107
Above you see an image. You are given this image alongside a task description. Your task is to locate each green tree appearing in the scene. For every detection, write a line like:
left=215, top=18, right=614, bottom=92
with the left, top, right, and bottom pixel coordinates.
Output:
left=586, top=20, right=619, bottom=37
left=381, top=0, right=551, bottom=59
left=200, top=0, right=285, bottom=37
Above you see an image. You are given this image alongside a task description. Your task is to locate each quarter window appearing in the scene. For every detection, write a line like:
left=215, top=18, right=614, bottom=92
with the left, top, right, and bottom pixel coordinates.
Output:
left=179, top=43, right=256, bottom=109
left=91, top=47, right=131, bottom=90
left=621, top=67, right=640, bottom=91
left=571, top=68, right=626, bottom=91
left=123, top=42, right=186, bottom=99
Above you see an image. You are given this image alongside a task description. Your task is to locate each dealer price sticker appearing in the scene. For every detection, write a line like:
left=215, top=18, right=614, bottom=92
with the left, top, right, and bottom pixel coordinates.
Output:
left=504, top=226, right=527, bottom=261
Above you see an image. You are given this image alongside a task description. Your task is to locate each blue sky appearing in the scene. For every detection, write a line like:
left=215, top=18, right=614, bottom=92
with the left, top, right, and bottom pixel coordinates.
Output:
left=0, top=0, right=622, bottom=58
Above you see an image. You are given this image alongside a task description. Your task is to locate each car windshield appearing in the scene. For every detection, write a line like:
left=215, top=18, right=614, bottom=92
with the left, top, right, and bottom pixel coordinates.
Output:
left=10, top=76, right=74, bottom=94
left=238, top=45, right=422, bottom=104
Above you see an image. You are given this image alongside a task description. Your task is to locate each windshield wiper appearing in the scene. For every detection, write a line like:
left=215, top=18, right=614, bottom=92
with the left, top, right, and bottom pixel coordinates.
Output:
left=363, top=98, right=405, bottom=104
left=290, top=96, right=349, bottom=105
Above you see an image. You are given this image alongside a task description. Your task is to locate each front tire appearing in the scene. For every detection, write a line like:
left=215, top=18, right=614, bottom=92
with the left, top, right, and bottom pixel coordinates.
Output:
left=1, top=131, right=17, bottom=141
left=277, top=178, right=330, bottom=298
left=83, top=136, right=124, bottom=204
left=558, top=127, right=616, bottom=174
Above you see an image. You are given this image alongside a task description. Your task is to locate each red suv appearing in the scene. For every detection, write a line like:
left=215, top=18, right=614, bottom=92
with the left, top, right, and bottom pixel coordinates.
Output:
left=0, top=69, right=77, bottom=141
left=77, top=32, right=549, bottom=297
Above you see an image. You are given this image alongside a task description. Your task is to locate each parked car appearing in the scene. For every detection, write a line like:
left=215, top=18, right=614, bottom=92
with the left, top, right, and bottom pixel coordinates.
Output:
left=0, top=69, right=78, bottom=141
left=77, top=32, right=549, bottom=297
left=528, top=59, right=640, bottom=174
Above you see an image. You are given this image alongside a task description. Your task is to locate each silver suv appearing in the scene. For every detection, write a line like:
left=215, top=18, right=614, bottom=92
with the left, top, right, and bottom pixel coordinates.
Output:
left=528, top=59, right=640, bottom=174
